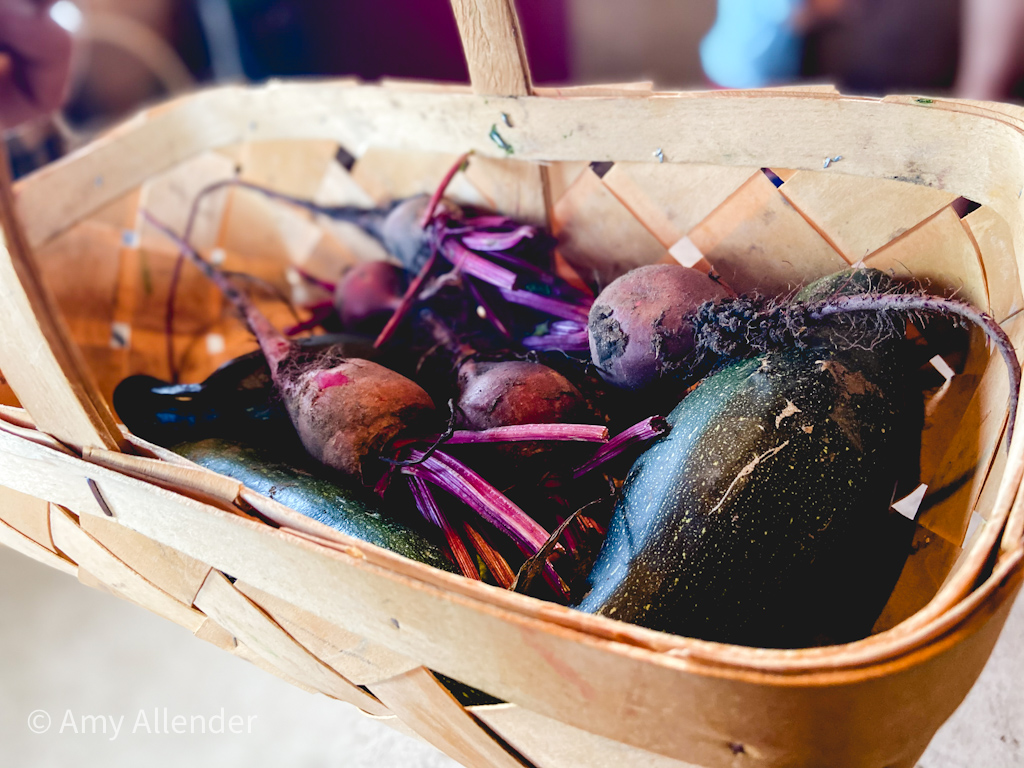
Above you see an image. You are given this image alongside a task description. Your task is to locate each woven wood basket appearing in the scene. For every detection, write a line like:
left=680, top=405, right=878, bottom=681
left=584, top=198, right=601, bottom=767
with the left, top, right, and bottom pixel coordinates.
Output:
left=1, top=3, right=1023, bottom=766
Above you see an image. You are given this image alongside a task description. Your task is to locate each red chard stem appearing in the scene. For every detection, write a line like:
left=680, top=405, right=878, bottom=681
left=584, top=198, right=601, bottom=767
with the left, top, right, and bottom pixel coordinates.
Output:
left=573, top=416, right=670, bottom=478
left=407, top=476, right=480, bottom=580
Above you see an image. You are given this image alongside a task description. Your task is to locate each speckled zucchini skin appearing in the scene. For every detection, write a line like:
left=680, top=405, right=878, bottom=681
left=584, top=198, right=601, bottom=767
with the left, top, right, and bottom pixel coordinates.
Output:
left=174, top=438, right=456, bottom=573
left=576, top=340, right=917, bottom=648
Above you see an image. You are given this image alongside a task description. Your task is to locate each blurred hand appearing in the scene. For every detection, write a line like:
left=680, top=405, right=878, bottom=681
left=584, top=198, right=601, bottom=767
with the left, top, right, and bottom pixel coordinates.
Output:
left=956, top=0, right=1024, bottom=101
left=0, top=0, right=71, bottom=128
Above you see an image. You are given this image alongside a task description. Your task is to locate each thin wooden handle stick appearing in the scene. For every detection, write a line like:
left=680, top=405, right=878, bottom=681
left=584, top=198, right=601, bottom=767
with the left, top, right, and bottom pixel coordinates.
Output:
left=0, top=148, right=123, bottom=452
left=449, top=0, right=552, bottom=226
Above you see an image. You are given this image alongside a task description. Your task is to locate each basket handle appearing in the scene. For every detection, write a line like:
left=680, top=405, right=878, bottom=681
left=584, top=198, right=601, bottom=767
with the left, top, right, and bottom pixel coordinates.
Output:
left=0, top=148, right=123, bottom=452
left=449, top=0, right=551, bottom=224
left=449, top=0, right=532, bottom=96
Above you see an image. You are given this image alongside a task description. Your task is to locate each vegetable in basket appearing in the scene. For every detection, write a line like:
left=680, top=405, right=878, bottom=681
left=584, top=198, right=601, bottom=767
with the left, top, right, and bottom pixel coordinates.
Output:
left=576, top=268, right=1021, bottom=647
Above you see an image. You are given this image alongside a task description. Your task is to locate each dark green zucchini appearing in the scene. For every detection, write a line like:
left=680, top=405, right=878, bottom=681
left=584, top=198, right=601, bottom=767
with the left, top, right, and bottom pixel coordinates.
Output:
left=576, top=271, right=920, bottom=647
left=173, top=438, right=457, bottom=573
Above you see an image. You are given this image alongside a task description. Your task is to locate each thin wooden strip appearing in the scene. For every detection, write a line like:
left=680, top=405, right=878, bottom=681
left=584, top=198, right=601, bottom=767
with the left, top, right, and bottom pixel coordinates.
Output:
left=235, top=580, right=420, bottom=686
left=79, top=512, right=211, bottom=605
left=369, top=667, right=527, bottom=768
left=230, top=636, right=321, bottom=695
left=916, top=319, right=1023, bottom=546
left=533, top=82, right=655, bottom=97
left=48, top=504, right=205, bottom=631
left=193, top=570, right=390, bottom=716
left=686, top=170, right=849, bottom=296
left=0, top=483, right=56, bottom=551
left=82, top=446, right=243, bottom=511
left=863, top=205, right=989, bottom=310
left=473, top=703, right=704, bottom=768
left=963, top=206, right=1024, bottom=321
left=601, top=162, right=760, bottom=246
left=238, top=139, right=340, bottom=199
left=551, top=168, right=668, bottom=286
left=450, top=0, right=531, bottom=97
left=0, top=145, right=123, bottom=451
left=778, top=171, right=956, bottom=262
left=0, top=516, right=77, bottom=577
left=0, top=403, right=34, bottom=428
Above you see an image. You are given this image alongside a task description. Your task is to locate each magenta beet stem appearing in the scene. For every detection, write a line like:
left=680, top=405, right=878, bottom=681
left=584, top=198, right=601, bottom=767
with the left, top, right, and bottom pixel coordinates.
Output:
left=441, top=239, right=518, bottom=289
left=522, top=321, right=590, bottom=351
left=497, top=286, right=591, bottom=322
left=808, top=292, right=1021, bottom=446
left=400, top=450, right=567, bottom=597
left=460, top=225, right=536, bottom=252
left=407, top=476, right=480, bottom=580
left=445, top=424, right=609, bottom=444
left=143, top=211, right=292, bottom=378
left=573, top=416, right=669, bottom=479
left=374, top=248, right=438, bottom=348
left=465, top=278, right=512, bottom=339
left=420, top=151, right=471, bottom=227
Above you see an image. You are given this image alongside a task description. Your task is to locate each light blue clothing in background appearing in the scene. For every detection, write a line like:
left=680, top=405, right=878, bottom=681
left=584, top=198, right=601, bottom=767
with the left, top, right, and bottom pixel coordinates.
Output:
left=700, top=0, right=805, bottom=88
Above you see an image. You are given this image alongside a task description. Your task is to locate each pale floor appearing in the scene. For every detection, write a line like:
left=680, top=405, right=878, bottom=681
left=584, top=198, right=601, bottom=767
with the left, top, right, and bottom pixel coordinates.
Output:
left=0, top=545, right=1020, bottom=768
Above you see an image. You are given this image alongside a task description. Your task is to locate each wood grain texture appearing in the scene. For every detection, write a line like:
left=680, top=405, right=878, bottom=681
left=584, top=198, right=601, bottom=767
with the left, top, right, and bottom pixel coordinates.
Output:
left=79, top=511, right=211, bottom=605
left=48, top=504, right=205, bottom=631
left=473, top=703, right=705, bottom=768
left=0, top=150, right=123, bottom=451
left=13, top=85, right=1024, bottom=270
left=449, top=0, right=531, bottom=96
left=686, top=170, right=849, bottom=296
left=369, top=666, right=526, bottom=768
left=0, top=483, right=56, bottom=551
left=193, top=570, right=390, bottom=716
left=235, top=580, right=421, bottom=686
left=0, top=515, right=76, bottom=576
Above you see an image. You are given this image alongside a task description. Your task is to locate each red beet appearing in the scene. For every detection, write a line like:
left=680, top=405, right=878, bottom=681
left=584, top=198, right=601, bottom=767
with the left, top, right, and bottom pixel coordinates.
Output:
left=145, top=213, right=435, bottom=483
left=588, top=264, right=730, bottom=390
left=334, top=261, right=409, bottom=333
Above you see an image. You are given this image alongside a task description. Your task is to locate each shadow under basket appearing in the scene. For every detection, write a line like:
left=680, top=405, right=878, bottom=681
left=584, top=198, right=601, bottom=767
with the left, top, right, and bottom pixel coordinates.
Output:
left=1, top=73, right=1024, bottom=768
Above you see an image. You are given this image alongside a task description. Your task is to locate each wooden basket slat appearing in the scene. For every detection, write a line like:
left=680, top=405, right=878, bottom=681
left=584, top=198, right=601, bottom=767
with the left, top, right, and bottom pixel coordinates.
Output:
left=49, top=504, right=206, bottom=632
left=600, top=162, right=760, bottom=249
left=963, top=205, right=1024, bottom=320
left=234, top=580, right=421, bottom=686
left=698, top=169, right=853, bottom=287
left=0, top=418, right=1013, bottom=673
left=0, top=153, right=122, bottom=451
left=0, top=484, right=57, bottom=552
left=192, top=570, right=392, bottom=717
left=472, top=703, right=705, bottom=768
left=17, top=87, right=1024, bottom=256
left=368, top=666, right=528, bottom=768
left=0, top=515, right=76, bottom=577
left=551, top=167, right=669, bottom=286
left=863, top=206, right=989, bottom=309
left=776, top=171, right=957, bottom=264
left=78, top=510, right=211, bottom=605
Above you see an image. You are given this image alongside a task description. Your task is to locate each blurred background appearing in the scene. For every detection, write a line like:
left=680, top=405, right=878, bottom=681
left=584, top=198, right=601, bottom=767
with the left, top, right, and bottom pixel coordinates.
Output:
left=8, top=0, right=1024, bottom=174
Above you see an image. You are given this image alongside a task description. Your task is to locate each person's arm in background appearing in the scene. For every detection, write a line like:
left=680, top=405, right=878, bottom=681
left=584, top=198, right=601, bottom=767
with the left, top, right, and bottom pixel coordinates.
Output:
left=955, top=0, right=1024, bottom=101
left=0, top=0, right=71, bottom=128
